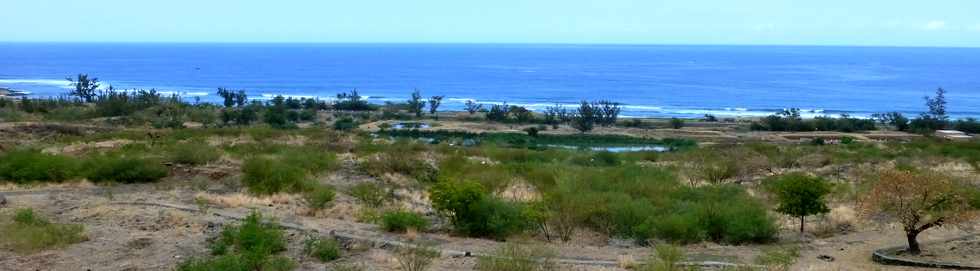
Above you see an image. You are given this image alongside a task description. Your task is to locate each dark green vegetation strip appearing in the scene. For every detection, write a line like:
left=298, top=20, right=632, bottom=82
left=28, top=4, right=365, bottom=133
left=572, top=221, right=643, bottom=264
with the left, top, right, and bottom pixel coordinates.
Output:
left=381, top=129, right=697, bottom=149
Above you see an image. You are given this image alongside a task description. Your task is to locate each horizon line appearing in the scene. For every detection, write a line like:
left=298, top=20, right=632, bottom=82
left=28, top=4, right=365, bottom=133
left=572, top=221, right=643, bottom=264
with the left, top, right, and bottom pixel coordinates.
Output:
left=2, top=41, right=979, bottom=49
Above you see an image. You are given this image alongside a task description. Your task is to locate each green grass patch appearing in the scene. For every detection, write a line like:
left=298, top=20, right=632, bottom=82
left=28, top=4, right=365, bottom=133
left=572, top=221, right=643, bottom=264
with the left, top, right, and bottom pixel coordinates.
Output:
left=303, top=185, right=336, bottom=210
left=178, top=211, right=295, bottom=271
left=303, top=236, right=341, bottom=262
left=169, top=141, right=222, bottom=165
left=0, top=208, right=87, bottom=253
left=381, top=210, right=430, bottom=233
left=242, top=157, right=310, bottom=195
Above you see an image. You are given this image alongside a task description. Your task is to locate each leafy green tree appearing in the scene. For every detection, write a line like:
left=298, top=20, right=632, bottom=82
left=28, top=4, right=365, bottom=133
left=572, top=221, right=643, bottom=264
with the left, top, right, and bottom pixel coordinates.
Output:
left=925, top=87, right=948, bottom=121
left=67, top=74, right=100, bottom=102
left=428, top=95, right=444, bottom=117
left=464, top=100, right=483, bottom=115
left=768, top=173, right=831, bottom=233
left=407, top=89, right=426, bottom=117
left=486, top=103, right=509, bottom=122
left=572, top=101, right=595, bottom=133
left=510, top=105, right=533, bottom=124
left=334, top=89, right=372, bottom=111
left=670, top=118, right=684, bottom=129
left=595, top=100, right=622, bottom=126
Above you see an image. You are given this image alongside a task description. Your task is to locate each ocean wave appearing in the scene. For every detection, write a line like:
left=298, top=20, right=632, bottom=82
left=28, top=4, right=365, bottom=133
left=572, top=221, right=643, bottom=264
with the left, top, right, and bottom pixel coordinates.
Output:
left=258, top=93, right=323, bottom=100
left=159, top=91, right=209, bottom=97
left=0, top=79, right=72, bottom=89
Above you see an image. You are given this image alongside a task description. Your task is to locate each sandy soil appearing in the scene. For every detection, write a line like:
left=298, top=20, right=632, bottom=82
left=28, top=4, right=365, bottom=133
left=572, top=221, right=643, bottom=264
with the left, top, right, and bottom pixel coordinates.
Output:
left=2, top=175, right=976, bottom=271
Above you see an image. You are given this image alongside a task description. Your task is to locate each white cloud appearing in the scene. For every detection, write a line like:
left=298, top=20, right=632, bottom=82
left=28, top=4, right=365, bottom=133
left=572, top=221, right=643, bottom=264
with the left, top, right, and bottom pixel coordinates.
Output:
left=923, top=20, right=946, bottom=30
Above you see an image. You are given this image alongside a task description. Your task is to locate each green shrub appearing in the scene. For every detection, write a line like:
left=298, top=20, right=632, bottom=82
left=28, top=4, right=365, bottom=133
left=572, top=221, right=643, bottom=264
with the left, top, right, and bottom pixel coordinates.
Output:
left=333, top=117, right=359, bottom=131
left=170, top=141, right=221, bottom=165
left=966, top=186, right=980, bottom=209
left=85, top=156, right=168, bottom=183
left=475, top=242, right=557, bottom=271
left=303, top=236, right=341, bottom=262
left=304, top=185, right=336, bottom=210
left=634, top=185, right=777, bottom=244
left=242, top=157, right=309, bottom=195
left=0, top=208, right=87, bottom=253
left=280, top=148, right=338, bottom=175
left=640, top=212, right=705, bottom=244
left=0, top=150, right=80, bottom=183
left=670, top=118, right=684, bottom=129
left=350, top=182, right=388, bottom=208
left=394, top=242, right=439, bottom=271
left=381, top=210, right=430, bottom=233
left=640, top=244, right=686, bottom=271
left=429, top=180, right=528, bottom=239
left=359, top=152, right=437, bottom=183
left=179, top=211, right=294, bottom=271
left=766, top=173, right=832, bottom=233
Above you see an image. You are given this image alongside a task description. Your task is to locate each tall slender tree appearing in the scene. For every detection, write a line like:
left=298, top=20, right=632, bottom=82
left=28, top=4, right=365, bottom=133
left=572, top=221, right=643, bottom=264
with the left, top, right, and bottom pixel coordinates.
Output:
left=407, top=89, right=426, bottom=117
left=67, top=74, right=100, bottom=102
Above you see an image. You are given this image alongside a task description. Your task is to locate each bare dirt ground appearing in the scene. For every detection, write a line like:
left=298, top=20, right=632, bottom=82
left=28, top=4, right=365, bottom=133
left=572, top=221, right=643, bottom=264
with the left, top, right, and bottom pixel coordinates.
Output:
left=3, top=172, right=977, bottom=271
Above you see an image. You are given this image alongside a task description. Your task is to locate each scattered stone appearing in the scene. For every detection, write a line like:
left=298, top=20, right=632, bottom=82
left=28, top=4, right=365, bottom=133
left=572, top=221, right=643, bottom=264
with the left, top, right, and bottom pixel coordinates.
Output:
left=818, top=255, right=835, bottom=262
left=0, top=194, right=7, bottom=207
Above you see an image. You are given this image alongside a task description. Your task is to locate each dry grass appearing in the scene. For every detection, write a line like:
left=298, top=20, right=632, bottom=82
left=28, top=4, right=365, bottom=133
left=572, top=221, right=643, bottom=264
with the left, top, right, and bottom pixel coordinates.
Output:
left=194, top=192, right=297, bottom=208
left=496, top=181, right=541, bottom=202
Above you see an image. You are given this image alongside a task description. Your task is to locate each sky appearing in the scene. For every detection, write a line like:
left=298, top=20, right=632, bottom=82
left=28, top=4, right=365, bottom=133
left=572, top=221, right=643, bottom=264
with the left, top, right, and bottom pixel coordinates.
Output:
left=3, top=0, right=980, bottom=47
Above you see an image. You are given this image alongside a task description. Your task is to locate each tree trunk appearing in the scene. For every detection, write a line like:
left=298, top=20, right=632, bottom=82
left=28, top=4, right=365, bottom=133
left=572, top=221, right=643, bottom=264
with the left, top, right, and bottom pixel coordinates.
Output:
left=800, top=216, right=805, bottom=233
left=906, top=231, right=921, bottom=255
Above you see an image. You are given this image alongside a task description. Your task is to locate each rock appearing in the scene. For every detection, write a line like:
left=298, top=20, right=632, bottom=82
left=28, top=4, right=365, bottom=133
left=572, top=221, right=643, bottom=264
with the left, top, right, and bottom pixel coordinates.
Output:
left=0, top=194, right=7, bottom=207
left=817, top=255, right=835, bottom=262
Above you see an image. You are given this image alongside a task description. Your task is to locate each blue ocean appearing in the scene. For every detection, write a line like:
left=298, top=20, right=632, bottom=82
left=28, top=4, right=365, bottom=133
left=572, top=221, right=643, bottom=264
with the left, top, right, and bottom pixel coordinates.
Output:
left=2, top=43, right=979, bottom=118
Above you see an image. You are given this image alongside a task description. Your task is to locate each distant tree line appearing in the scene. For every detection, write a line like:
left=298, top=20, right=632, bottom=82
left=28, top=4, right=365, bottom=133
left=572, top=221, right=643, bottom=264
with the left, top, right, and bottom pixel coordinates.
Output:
left=751, top=87, right=980, bottom=133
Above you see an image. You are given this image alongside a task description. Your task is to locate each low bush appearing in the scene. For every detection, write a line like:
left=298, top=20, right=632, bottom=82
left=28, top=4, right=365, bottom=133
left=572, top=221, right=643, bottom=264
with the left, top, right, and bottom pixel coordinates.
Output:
left=303, top=236, right=341, bottom=262
left=350, top=183, right=388, bottom=208
left=394, top=242, right=439, bottom=271
left=0, top=150, right=80, bottom=183
left=359, top=152, right=437, bottom=183
left=169, top=141, right=221, bottom=165
left=178, top=212, right=295, bottom=271
left=0, top=208, right=87, bottom=253
left=242, top=157, right=310, bottom=195
left=280, top=148, right=338, bottom=175
left=429, top=180, right=529, bottom=239
left=639, top=244, right=686, bottom=271
left=669, top=118, right=684, bottom=129
left=333, top=117, right=359, bottom=131
left=639, top=185, right=778, bottom=244
left=303, top=185, right=336, bottom=210
left=381, top=210, right=430, bottom=233
left=475, top=242, right=557, bottom=271
left=85, top=156, right=168, bottom=183
left=751, top=109, right=876, bottom=132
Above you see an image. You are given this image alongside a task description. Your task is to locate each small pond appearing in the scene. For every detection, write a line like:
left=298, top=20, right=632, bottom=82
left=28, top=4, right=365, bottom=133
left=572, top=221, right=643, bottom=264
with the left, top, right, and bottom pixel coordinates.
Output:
left=390, top=122, right=430, bottom=129
left=545, top=145, right=671, bottom=153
